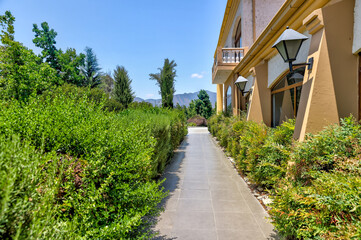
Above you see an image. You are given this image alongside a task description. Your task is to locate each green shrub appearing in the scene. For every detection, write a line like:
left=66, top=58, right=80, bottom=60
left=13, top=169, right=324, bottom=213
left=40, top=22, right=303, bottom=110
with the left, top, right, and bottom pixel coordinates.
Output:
left=129, top=101, right=153, bottom=109
left=0, top=89, right=187, bottom=239
left=209, top=115, right=361, bottom=239
left=251, top=119, right=294, bottom=188
left=0, top=136, right=67, bottom=239
left=208, top=115, right=294, bottom=189
left=270, top=117, right=361, bottom=239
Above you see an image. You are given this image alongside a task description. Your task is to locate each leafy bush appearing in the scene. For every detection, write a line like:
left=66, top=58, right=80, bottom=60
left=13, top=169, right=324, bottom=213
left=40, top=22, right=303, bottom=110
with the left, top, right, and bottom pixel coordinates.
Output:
left=270, top=117, right=361, bottom=239
left=208, top=115, right=294, bottom=189
left=0, top=136, right=67, bottom=239
left=209, top=114, right=361, bottom=239
left=0, top=89, right=187, bottom=239
left=250, top=119, right=294, bottom=188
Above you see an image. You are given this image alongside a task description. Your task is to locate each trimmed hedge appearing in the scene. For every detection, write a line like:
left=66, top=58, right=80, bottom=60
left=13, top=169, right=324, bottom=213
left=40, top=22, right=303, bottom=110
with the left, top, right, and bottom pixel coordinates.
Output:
left=208, top=114, right=361, bottom=239
left=0, top=89, right=187, bottom=239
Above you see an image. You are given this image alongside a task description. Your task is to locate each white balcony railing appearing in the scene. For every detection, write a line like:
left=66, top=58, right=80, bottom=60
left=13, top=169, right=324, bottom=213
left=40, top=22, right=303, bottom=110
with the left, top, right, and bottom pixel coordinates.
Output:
left=221, top=48, right=244, bottom=63
left=212, top=47, right=246, bottom=74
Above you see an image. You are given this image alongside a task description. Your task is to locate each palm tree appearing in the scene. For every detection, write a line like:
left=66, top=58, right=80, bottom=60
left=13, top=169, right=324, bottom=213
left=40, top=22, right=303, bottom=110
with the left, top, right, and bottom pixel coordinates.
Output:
left=149, top=58, right=177, bottom=108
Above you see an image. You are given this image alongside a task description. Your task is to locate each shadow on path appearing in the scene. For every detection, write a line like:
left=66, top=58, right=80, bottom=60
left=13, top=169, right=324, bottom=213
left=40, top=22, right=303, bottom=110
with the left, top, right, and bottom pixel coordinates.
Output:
left=149, top=138, right=189, bottom=240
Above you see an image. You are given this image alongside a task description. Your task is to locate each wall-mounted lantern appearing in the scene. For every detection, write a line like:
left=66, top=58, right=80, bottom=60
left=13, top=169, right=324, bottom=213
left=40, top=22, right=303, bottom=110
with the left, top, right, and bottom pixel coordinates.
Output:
left=272, top=27, right=313, bottom=73
left=235, top=76, right=248, bottom=94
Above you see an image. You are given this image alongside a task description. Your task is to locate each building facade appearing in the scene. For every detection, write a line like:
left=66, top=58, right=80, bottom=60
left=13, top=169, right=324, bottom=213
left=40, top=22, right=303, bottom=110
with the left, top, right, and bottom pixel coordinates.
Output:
left=212, top=0, right=361, bottom=140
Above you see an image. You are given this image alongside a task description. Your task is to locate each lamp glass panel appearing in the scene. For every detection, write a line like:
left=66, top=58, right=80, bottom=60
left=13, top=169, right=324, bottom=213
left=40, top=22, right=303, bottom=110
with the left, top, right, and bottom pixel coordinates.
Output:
left=235, top=81, right=246, bottom=91
left=285, top=39, right=303, bottom=60
left=275, top=41, right=288, bottom=62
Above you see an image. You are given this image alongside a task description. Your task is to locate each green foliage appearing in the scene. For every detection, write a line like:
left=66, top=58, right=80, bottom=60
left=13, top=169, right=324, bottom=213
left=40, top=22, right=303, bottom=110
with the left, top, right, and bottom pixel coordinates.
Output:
left=0, top=89, right=187, bottom=239
left=180, top=90, right=214, bottom=120
left=0, top=10, right=15, bottom=43
left=32, top=22, right=59, bottom=70
left=129, top=101, right=153, bottom=109
left=100, top=72, right=114, bottom=95
left=103, top=98, right=124, bottom=112
left=0, top=136, right=66, bottom=239
left=81, top=46, right=102, bottom=88
left=186, top=100, right=197, bottom=119
left=0, top=12, right=60, bottom=101
left=196, top=90, right=213, bottom=119
left=149, top=58, right=176, bottom=108
left=208, top=115, right=295, bottom=188
left=113, top=65, right=134, bottom=108
left=185, top=90, right=214, bottom=120
left=209, top=115, right=361, bottom=239
left=43, top=83, right=124, bottom=112
left=270, top=117, right=361, bottom=239
left=57, top=48, right=85, bottom=86
left=187, top=122, right=197, bottom=127
left=0, top=11, right=188, bottom=238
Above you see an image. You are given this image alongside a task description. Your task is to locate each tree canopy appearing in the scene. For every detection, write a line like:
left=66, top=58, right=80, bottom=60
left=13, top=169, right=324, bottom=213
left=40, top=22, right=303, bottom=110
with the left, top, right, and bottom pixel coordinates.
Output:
left=150, top=58, right=176, bottom=108
left=0, top=11, right=59, bottom=100
left=113, top=65, right=134, bottom=108
left=32, top=22, right=59, bottom=70
left=81, top=47, right=102, bottom=88
left=57, top=48, right=85, bottom=86
left=186, top=90, right=213, bottom=119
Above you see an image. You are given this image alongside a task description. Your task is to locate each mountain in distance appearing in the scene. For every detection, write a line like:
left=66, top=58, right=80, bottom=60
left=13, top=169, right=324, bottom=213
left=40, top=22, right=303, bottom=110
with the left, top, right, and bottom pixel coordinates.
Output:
left=135, top=90, right=216, bottom=107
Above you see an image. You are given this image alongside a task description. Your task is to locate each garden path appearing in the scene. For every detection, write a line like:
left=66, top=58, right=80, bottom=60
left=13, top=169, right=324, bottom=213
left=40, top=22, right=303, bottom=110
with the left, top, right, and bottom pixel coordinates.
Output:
left=153, top=127, right=278, bottom=240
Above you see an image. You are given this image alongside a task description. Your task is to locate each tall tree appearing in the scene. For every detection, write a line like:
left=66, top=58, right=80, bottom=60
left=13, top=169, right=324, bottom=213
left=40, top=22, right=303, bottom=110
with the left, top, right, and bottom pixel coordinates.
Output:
left=149, top=58, right=176, bottom=108
left=112, top=66, right=134, bottom=108
left=0, top=11, right=59, bottom=100
left=196, top=90, right=213, bottom=119
left=32, top=22, right=59, bottom=70
left=81, top=47, right=102, bottom=88
left=57, top=48, right=85, bottom=86
left=100, top=72, right=114, bottom=95
left=186, top=90, right=213, bottom=119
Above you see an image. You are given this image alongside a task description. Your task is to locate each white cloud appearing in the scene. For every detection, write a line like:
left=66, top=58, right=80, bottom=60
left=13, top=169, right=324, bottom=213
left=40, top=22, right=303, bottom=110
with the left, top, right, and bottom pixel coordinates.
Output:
left=145, top=93, right=154, bottom=98
left=191, top=73, right=204, bottom=79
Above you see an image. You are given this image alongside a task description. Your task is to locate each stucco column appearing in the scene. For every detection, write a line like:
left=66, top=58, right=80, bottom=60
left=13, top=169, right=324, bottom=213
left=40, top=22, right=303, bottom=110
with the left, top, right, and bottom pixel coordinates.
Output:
left=216, top=84, right=224, bottom=114
left=294, top=1, right=358, bottom=140
left=247, top=61, right=271, bottom=126
left=232, top=74, right=239, bottom=116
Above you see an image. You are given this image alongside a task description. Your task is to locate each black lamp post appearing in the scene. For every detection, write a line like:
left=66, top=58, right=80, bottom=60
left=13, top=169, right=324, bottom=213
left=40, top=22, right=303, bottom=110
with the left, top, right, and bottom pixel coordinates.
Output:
left=272, top=27, right=313, bottom=73
left=235, top=76, right=248, bottom=94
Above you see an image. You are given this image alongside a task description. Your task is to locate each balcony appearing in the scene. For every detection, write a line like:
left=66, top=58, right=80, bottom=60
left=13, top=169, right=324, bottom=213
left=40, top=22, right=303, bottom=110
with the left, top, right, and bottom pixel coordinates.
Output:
left=212, top=47, right=247, bottom=84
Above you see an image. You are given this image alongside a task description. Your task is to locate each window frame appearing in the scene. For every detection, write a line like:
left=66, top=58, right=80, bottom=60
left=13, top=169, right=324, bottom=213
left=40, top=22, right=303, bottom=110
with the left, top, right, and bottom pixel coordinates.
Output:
left=271, top=67, right=305, bottom=127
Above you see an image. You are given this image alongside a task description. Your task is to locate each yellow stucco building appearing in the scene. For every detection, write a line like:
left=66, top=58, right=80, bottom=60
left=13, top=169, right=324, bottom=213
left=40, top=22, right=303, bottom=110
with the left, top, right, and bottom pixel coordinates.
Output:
left=213, top=0, right=361, bottom=140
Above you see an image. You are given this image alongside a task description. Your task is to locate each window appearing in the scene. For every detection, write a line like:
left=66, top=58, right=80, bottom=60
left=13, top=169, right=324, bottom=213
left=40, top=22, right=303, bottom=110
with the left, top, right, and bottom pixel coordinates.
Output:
left=225, top=86, right=233, bottom=116
left=234, top=19, right=242, bottom=48
left=271, top=67, right=305, bottom=127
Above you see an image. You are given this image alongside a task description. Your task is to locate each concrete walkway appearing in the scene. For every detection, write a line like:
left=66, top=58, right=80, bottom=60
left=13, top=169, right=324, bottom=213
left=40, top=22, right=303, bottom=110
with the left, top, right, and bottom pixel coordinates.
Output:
left=153, top=127, right=278, bottom=240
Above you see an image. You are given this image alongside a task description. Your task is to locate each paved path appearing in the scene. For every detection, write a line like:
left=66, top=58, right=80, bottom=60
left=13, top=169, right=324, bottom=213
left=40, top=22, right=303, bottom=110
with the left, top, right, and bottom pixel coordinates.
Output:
left=153, top=127, right=278, bottom=240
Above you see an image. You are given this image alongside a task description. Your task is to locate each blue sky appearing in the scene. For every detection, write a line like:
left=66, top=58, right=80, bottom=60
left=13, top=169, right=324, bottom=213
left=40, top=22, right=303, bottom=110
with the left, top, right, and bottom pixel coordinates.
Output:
left=0, top=0, right=226, bottom=99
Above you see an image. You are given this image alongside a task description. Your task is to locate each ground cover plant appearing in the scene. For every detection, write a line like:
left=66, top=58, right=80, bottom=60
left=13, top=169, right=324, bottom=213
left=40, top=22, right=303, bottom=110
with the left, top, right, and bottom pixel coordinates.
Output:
left=0, top=90, right=187, bottom=239
left=208, top=114, right=361, bottom=239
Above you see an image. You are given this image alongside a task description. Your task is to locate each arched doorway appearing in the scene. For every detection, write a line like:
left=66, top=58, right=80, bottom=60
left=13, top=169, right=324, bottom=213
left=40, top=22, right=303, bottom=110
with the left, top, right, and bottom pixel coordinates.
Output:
left=271, top=67, right=305, bottom=127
